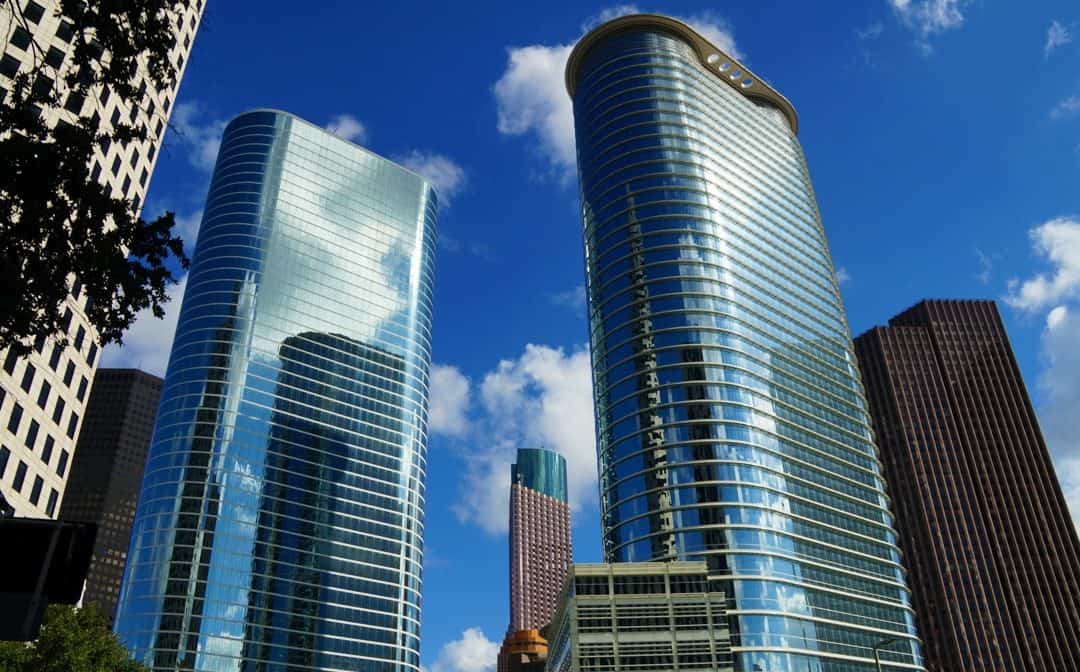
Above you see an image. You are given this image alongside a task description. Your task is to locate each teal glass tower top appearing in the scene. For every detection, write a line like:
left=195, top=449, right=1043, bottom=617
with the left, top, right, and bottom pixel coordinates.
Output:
left=512, top=448, right=568, bottom=503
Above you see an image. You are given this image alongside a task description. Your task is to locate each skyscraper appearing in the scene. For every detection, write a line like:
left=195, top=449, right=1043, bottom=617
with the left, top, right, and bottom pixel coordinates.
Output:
left=0, top=0, right=203, bottom=518
left=854, top=299, right=1080, bottom=671
left=499, top=448, right=572, bottom=672
left=567, top=14, right=923, bottom=670
left=113, top=110, right=437, bottom=671
left=59, top=368, right=163, bottom=623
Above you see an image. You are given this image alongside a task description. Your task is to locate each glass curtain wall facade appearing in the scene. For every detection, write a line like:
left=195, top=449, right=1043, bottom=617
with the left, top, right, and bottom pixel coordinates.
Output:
left=566, top=15, right=924, bottom=671
left=113, top=110, right=437, bottom=672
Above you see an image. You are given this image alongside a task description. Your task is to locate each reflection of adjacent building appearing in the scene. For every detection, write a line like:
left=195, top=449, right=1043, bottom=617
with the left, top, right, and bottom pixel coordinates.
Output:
left=114, top=110, right=437, bottom=672
left=854, top=300, right=1080, bottom=672
left=498, top=448, right=571, bottom=672
left=58, top=368, right=163, bottom=624
left=243, top=332, right=410, bottom=668
left=546, top=562, right=734, bottom=672
left=566, top=14, right=924, bottom=671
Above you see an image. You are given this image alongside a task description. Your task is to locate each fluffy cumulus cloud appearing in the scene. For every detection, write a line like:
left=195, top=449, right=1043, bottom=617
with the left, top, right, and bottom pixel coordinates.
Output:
left=428, top=364, right=471, bottom=437
left=1004, top=217, right=1080, bottom=311
left=430, top=344, right=596, bottom=534
left=1050, top=95, right=1080, bottom=121
left=548, top=284, right=586, bottom=310
left=835, top=267, right=852, bottom=285
left=99, top=274, right=187, bottom=377
left=324, top=114, right=368, bottom=144
left=1038, top=305, right=1080, bottom=528
left=397, top=151, right=467, bottom=206
left=170, top=102, right=228, bottom=171
left=1046, top=20, right=1072, bottom=57
left=426, top=628, right=498, bottom=672
left=1004, top=216, right=1080, bottom=528
left=493, top=6, right=739, bottom=181
left=888, top=0, right=968, bottom=53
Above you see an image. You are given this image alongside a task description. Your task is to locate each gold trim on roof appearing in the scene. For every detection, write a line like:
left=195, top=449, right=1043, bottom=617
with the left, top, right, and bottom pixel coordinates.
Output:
left=565, top=13, right=799, bottom=135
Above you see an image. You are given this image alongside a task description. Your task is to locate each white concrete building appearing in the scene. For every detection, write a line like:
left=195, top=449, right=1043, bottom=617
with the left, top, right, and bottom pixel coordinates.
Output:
left=0, top=0, right=204, bottom=517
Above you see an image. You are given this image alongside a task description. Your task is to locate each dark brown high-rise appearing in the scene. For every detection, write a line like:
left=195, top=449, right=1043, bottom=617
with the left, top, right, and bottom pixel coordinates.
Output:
left=59, top=368, right=162, bottom=623
left=854, top=300, right=1080, bottom=672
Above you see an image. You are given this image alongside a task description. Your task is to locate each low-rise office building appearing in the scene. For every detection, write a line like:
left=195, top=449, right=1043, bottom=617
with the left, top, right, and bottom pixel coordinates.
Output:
left=546, top=562, right=734, bottom=672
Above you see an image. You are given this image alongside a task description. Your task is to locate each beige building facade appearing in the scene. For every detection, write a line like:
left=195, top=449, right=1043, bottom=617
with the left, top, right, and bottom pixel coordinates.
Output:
left=0, top=0, right=204, bottom=517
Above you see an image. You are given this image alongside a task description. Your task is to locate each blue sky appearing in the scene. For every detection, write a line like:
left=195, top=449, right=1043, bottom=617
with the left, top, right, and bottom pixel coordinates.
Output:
left=100, top=1, right=1080, bottom=669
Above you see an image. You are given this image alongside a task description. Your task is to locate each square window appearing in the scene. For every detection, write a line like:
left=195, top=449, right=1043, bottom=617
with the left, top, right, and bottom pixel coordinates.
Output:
left=76, top=377, right=88, bottom=402
left=90, top=162, right=102, bottom=182
left=19, top=364, right=34, bottom=392
left=66, top=412, right=78, bottom=439
left=23, top=2, right=45, bottom=24
left=0, top=54, right=20, bottom=78
left=30, top=475, right=43, bottom=505
left=64, top=91, right=85, bottom=114
left=0, top=446, right=9, bottom=479
left=131, top=195, right=141, bottom=213
left=44, top=47, right=64, bottom=70
left=2, top=349, right=17, bottom=375
left=55, top=21, right=74, bottom=43
left=48, top=344, right=61, bottom=370
left=111, top=155, right=121, bottom=175
left=73, top=325, right=85, bottom=351
left=7, top=403, right=22, bottom=434
left=45, top=489, right=58, bottom=516
left=140, top=167, right=148, bottom=187
left=63, top=361, right=74, bottom=386
left=12, top=462, right=27, bottom=492
left=100, top=135, right=111, bottom=154
left=33, top=333, right=45, bottom=353
left=36, top=380, right=50, bottom=408
left=31, top=74, right=52, bottom=97
left=122, top=175, right=131, bottom=195
left=10, top=27, right=31, bottom=51
left=41, top=435, right=53, bottom=465
left=87, top=343, right=98, bottom=367
left=57, top=450, right=69, bottom=478
left=52, top=397, right=63, bottom=424
left=24, top=420, right=38, bottom=449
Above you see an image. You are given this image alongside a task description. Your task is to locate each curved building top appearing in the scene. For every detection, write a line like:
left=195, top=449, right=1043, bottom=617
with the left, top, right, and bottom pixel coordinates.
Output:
left=565, top=13, right=799, bottom=135
left=512, top=447, right=569, bottom=503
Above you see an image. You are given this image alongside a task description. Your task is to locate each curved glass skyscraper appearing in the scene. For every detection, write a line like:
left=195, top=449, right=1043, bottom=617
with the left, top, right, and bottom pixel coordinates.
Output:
left=113, top=110, right=437, bottom=672
left=566, top=15, right=924, bottom=671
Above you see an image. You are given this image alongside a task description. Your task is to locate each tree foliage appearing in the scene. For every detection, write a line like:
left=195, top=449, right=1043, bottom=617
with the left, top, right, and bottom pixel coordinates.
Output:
left=0, top=604, right=148, bottom=672
left=0, top=0, right=194, bottom=355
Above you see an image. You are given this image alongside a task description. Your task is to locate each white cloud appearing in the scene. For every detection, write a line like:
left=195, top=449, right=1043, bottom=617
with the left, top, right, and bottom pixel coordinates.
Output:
left=173, top=209, right=203, bottom=253
left=856, top=22, right=885, bottom=41
left=1046, top=20, right=1072, bottom=57
left=835, top=267, right=852, bottom=285
left=581, top=4, right=640, bottom=32
left=1005, top=217, right=1080, bottom=530
left=427, top=628, right=498, bottom=672
left=434, top=344, right=596, bottom=534
left=1004, top=217, right=1080, bottom=311
left=888, top=0, right=968, bottom=53
left=975, top=248, right=994, bottom=284
left=494, top=43, right=577, bottom=179
left=493, top=8, right=739, bottom=181
left=429, top=364, right=471, bottom=437
left=549, top=284, right=586, bottom=310
left=397, top=151, right=467, bottom=206
left=1037, top=305, right=1080, bottom=529
left=170, top=102, right=227, bottom=171
left=1050, top=95, right=1080, bottom=120
left=100, top=274, right=187, bottom=377
left=324, top=114, right=368, bottom=144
